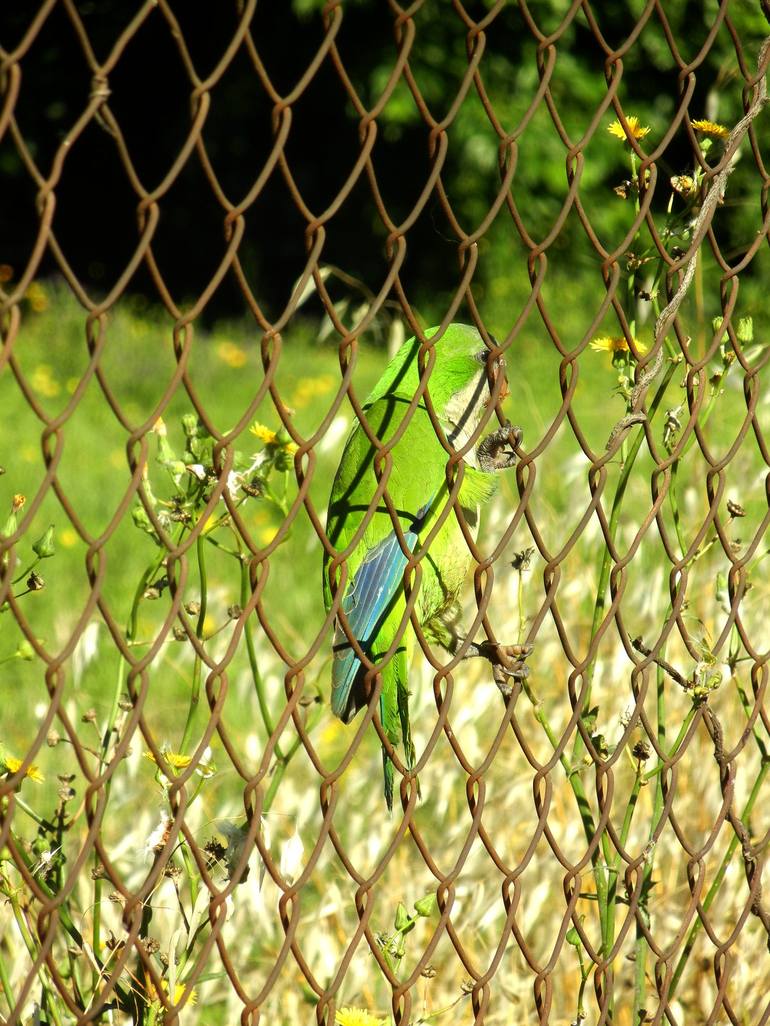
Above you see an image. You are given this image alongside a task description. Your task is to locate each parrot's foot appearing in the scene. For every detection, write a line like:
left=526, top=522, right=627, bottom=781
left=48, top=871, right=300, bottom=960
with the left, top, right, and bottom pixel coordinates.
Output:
left=477, top=422, right=522, bottom=472
left=462, top=641, right=533, bottom=697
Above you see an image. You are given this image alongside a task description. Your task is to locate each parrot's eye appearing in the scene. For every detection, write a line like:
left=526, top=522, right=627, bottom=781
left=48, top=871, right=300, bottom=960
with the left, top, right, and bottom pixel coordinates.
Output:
left=473, top=335, right=500, bottom=365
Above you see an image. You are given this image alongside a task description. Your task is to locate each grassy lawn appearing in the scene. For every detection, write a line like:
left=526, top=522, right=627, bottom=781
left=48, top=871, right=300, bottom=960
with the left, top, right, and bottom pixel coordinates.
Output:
left=2, top=274, right=769, bottom=1024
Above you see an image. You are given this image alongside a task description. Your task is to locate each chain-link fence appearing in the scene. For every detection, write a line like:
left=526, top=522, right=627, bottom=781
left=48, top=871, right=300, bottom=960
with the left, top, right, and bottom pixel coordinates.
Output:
left=2, top=2, right=770, bottom=1024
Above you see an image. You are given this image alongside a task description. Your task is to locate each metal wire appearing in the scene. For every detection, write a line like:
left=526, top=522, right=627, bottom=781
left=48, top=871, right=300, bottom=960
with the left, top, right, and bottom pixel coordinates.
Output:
left=1, top=2, right=770, bottom=1024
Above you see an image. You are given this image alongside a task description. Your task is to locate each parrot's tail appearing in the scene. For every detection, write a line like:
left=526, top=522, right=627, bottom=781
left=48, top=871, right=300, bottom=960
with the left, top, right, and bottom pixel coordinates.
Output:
left=382, top=748, right=395, bottom=813
left=382, top=677, right=419, bottom=812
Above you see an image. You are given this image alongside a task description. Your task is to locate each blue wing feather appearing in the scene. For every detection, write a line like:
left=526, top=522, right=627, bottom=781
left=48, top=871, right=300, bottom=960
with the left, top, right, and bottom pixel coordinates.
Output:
left=331, top=497, right=435, bottom=720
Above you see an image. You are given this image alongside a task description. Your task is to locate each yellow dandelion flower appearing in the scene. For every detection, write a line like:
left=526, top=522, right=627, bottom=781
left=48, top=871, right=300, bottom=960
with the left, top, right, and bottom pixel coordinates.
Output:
left=335, top=1008, right=388, bottom=1026
left=25, top=281, right=49, bottom=313
left=2, top=755, right=44, bottom=783
left=607, top=115, right=650, bottom=142
left=249, top=422, right=278, bottom=445
left=216, top=340, right=247, bottom=369
left=249, top=422, right=299, bottom=454
left=170, top=983, right=196, bottom=1005
left=589, top=335, right=648, bottom=355
left=144, top=750, right=192, bottom=770
left=201, top=512, right=221, bottom=536
left=292, top=373, right=336, bottom=408
left=692, top=118, right=729, bottom=139
left=319, top=718, right=344, bottom=748
left=31, top=365, right=60, bottom=398
left=146, top=980, right=197, bottom=1005
left=259, top=525, right=278, bottom=546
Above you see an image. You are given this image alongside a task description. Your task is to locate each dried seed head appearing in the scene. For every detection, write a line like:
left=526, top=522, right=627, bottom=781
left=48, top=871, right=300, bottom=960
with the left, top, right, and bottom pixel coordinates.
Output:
left=511, top=547, right=535, bottom=571
left=670, top=174, right=696, bottom=196
left=27, top=570, right=45, bottom=591
left=632, top=739, right=651, bottom=761
left=241, top=475, right=265, bottom=498
left=204, top=839, right=227, bottom=869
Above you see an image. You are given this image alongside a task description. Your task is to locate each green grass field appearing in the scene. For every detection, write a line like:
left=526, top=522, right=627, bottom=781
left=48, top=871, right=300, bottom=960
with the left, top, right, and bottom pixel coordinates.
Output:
left=2, top=275, right=770, bottom=1024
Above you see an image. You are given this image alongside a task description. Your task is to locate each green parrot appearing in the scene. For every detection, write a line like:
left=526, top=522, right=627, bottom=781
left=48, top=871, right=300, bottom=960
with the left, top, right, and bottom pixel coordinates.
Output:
left=322, top=323, right=519, bottom=809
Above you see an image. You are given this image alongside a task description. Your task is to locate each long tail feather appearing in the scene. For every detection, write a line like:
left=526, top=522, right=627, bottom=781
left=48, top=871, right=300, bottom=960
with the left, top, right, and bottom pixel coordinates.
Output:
left=382, top=746, right=394, bottom=812
left=397, top=678, right=420, bottom=800
left=331, top=495, right=437, bottom=722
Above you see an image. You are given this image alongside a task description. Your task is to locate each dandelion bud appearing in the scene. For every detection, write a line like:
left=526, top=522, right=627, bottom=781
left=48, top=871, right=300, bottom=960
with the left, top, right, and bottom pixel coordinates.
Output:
left=15, top=639, right=34, bottom=661
left=414, top=894, right=438, bottom=917
left=32, top=524, right=56, bottom=559
left=394, top=902, right=411, bottom=932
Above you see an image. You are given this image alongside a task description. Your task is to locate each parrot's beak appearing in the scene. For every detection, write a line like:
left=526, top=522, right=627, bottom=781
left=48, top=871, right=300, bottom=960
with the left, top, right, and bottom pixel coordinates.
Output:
left=485, top=355, right=509, bottom=404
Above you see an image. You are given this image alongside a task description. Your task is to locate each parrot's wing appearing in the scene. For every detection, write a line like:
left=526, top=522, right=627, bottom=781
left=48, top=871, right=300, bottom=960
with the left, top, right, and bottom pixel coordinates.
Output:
left=331, top=496, right=435, bottom=722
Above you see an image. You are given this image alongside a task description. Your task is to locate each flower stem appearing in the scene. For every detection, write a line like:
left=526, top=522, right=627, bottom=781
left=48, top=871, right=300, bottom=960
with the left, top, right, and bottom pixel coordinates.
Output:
left=179, top=532, right=207, bottom=753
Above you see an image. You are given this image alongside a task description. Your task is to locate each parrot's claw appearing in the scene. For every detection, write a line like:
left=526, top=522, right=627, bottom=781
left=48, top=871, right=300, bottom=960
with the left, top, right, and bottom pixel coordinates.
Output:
left=463, top=640, right=533, bottom=696
left=493, top=664, right=516, bottom=698
left=477, top=422, right=522, bottom=472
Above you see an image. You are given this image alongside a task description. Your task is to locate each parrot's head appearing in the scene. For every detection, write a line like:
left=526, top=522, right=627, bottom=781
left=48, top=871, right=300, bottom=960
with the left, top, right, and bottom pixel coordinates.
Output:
left=364, top=323, right=507, bottom=451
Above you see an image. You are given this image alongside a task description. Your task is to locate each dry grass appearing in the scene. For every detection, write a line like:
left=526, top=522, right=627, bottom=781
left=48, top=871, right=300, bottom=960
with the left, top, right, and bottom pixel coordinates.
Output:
left=2, top=287, right=770, bottom=1024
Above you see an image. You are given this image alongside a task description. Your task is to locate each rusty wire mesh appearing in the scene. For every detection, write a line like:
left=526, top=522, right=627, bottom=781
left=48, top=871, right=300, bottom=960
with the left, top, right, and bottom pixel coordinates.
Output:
left=2, top=2, right=770, bottom=1024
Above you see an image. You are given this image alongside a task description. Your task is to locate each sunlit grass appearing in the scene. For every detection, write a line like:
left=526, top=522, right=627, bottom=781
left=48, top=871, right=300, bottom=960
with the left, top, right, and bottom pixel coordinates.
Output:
left=1, top=278, right=770, bottom=1024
